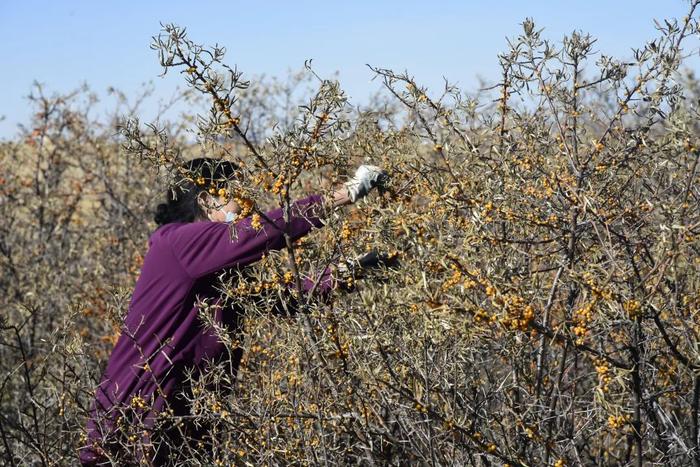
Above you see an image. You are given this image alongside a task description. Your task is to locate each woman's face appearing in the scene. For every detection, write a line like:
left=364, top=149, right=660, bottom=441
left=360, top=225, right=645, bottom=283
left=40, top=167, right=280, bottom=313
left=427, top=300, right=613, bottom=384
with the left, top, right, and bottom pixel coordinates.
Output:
left=200, top=193, right=241, bottom=223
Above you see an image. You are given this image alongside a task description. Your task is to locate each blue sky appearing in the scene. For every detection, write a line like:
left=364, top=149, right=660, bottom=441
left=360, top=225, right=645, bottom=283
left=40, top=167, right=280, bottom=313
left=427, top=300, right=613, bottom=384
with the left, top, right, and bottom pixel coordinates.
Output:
left=1, top=1, right=696, bottom=139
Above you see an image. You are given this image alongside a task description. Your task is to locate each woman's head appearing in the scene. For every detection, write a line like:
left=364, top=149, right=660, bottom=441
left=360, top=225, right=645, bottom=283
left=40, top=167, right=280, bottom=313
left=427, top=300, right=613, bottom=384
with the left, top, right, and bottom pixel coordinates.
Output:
left=154, top=158, right=241, bottom=226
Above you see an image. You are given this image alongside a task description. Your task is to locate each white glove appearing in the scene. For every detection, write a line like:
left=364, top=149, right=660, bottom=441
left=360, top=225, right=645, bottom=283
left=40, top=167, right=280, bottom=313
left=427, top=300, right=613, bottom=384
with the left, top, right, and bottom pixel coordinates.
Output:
left=344, top=165, right=388, bottom=202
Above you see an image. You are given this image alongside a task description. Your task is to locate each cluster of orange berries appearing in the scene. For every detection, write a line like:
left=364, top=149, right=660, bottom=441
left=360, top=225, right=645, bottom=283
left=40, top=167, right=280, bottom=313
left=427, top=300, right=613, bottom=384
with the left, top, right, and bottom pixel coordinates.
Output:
left=271, top=174, right=286, bottom=195
left=236, top=197, right=254, bottom=217
left=286, top=371, right=301, bottom=388
left=193, top=174, right=232, bottom=200
left=486, top=286, right=535, bottom=332
left=230, top=281, right=251, bottom=296
left=207, top=396, right=224, bottom=415
left=436, top=418, right=454, bottom=432
left=541, top=83, right=554, bottom=94
left=414, top=401, right=428, bottom=414
left=129, top=252, right=144, bottom=276
left=607, top=414, right=630, bottom=430
left=497, top=85, right=510, bottom=112
left=231, top=279, right=282, bottom=296
left=572, top=302, right=594, bottom=345
left=513, top=154, right=534, bottom=171
left=595, top=359, right=612, bottom=391
left=499, top=303, right=534, bottom=332
left=463, top=276, right=478, bottom=289
left=521, top=208, right=559, bottom=227
left=538, top=175, right=556, bottom=198
left=340, top=222, right=354, bottom=241
left=480, top=201, right=495, bottom=223
left=324, top=323, right=350, bottom=359
left=583, top=272, right=613, bottom=301
left=250, top=171, right=275, bottom=191
left=473, top=308, right=496, bottom=325
left=130, top=395, right=148, bottom=410
left=332, top=341, right=350, bottom=359
left=441, top=263, right=462, bottom=291
left=206, top=185, right=219, bottom=196
left=213, top=97, right=240, bottom=124
left=623, top=299, right=641, bottom=319
left=392, top=217, right=413, bottom=237
left=248, top=344, right=269, bottom=356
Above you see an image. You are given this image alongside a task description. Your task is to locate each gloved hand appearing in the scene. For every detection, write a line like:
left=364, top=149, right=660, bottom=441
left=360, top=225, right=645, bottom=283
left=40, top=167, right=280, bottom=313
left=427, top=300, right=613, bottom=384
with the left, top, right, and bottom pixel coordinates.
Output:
left=344, top=165, right=389, bottom=203
left=336, top=250, right=400, bottom=278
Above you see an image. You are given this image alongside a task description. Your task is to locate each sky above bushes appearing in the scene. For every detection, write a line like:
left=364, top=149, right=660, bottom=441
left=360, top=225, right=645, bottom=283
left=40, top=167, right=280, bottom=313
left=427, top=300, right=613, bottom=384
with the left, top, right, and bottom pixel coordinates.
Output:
left=1, top=0, right=696, bottom=139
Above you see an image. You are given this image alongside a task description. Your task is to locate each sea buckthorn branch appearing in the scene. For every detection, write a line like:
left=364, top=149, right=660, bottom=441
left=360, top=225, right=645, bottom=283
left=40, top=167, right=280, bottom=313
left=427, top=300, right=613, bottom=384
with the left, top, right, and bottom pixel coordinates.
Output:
left=151, top=23, right=270, bottom=174
left=371, top=341, right=526, bottom=466
left=366, top=66, right=466, bottom=193
left=444, top=254, right=633, bottom=370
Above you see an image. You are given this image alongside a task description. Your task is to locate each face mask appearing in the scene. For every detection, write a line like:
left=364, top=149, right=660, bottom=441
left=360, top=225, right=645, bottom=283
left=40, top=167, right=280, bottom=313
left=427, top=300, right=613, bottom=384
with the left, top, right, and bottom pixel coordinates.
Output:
left=224, top=211, right=238, bottom=223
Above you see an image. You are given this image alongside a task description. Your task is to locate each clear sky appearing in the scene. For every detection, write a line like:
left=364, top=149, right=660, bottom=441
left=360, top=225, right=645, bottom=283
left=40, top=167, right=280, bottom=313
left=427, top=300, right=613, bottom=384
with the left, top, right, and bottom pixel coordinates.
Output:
left=1, top=0, right=697, bottom=139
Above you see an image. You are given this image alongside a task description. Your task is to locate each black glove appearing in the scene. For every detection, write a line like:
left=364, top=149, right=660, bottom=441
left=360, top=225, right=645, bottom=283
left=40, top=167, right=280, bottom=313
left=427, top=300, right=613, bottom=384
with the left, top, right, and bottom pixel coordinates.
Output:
left=337, top=250, right=400, bottom=291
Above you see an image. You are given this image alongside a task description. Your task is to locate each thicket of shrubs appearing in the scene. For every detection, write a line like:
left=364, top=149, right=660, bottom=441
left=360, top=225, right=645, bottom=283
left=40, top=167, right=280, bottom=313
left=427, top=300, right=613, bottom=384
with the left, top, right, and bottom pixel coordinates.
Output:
left=2, top=4, right=700, bottom=465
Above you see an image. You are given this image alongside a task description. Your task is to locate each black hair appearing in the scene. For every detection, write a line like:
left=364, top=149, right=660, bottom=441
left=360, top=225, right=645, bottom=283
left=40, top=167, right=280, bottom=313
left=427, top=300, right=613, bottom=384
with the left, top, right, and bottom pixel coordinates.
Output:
left=154, top=157, right=239, bottom=226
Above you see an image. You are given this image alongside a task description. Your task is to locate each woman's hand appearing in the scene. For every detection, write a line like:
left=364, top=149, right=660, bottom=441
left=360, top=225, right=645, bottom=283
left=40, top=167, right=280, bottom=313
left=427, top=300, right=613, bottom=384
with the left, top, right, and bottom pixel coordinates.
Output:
left=329, top=165, right=388, bottom=208
left=345, top=165, right=388, bottom=202
left=330, top=186, right=353, bottom=208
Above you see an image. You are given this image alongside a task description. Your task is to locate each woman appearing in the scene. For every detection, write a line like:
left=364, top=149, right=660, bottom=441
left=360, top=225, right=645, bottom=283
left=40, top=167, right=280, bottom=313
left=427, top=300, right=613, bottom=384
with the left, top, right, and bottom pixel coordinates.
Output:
left=80, top=158, right=386, bottom=465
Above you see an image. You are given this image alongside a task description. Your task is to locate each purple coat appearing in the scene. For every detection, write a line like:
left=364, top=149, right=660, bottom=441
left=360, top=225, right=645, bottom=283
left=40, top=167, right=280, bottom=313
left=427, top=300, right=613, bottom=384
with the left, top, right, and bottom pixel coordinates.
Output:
left=80, top=195, right=331, bottom=465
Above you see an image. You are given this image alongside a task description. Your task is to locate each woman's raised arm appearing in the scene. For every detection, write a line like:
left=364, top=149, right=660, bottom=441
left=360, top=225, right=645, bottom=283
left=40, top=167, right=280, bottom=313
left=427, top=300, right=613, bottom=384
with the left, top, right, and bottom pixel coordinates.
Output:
left=167, top=194, right=327, bottom=279
left=167, top=165, right=387, bottom=279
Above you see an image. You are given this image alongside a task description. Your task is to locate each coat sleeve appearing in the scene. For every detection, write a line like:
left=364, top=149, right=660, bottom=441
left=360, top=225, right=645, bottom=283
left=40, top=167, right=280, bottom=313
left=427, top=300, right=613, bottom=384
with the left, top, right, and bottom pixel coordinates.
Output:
left=266, top=265, right=336, bottom=316
left=167, top=194, right=326, bottom=279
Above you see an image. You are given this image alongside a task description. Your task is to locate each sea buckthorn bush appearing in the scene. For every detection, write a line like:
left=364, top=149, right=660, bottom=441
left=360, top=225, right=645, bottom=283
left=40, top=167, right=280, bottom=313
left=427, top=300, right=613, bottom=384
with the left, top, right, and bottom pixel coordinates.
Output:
left=2, top=4, right=700, bottom=465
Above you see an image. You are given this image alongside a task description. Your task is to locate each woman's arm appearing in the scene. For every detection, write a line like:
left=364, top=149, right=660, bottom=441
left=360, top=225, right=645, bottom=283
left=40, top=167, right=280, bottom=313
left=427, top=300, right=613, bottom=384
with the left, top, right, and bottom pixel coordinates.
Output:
left=167, top=195, right=328, bottom=279
left=167, top=166, right=386, bottom=279
left=328, top=186, right=352, bottom=209
left=267, top=266, right=335, bottom=316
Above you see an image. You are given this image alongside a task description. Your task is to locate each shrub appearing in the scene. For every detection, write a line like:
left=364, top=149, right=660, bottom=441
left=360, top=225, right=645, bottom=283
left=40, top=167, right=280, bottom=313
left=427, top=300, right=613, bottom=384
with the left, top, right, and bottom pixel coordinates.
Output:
left=2, top=4, right=699, bottom=465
